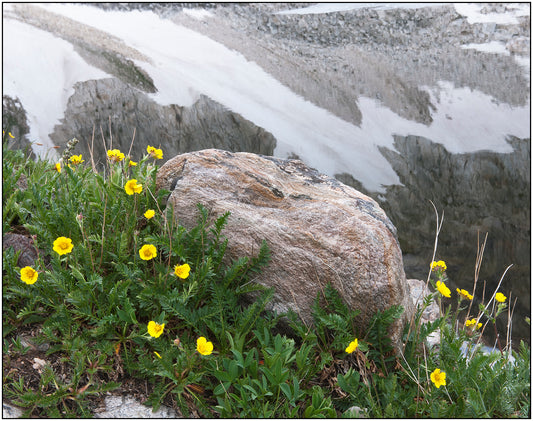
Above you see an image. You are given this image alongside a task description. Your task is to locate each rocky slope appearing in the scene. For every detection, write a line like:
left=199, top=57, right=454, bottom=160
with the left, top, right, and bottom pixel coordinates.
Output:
left=50, top=78, right=276, bottom=168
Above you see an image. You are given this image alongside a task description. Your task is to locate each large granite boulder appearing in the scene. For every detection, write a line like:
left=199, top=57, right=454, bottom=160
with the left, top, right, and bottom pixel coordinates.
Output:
left=157, top=149, right=413, bottom=350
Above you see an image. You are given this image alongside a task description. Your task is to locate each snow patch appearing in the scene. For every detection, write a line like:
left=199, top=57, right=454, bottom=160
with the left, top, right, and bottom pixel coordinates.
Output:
left=2, top=18, right=109, bottom=160
left=461, top=40, right=510, bottom=55
left=181, top=8, right=214, bottom=20
left=453, top=3, right=530, bottom=25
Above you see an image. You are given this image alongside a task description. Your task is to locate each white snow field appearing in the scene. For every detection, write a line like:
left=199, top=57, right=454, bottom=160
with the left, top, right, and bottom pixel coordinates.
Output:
left=2, top=3, right=530, bottom=192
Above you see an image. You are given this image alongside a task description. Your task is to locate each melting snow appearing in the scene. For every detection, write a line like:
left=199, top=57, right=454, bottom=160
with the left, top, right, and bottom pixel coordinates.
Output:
left=3, top=3, right=530, bottom=192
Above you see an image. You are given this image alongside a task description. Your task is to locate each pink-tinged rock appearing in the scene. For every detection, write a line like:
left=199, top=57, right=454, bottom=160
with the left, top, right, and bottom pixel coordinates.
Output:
left=157, top=149, right=413, bottom=350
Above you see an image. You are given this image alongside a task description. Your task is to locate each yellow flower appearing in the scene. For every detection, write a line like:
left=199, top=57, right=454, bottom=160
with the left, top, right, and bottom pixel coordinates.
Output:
left=147, top=321, right=165, bottom=338
left=107, top=149, right=125, bottom=163
left=430, top=368, right=446, bottom=388
left=139, top=244, right=157, bottom=261
left=68, top=154, right=84, bottom=165
left=128, top=159, right=138, bottom=167
left=436, top=281, right=451, bottom=298
left=430, top=260, right=447, bottom=272
left=154, top=351, right=162, bottom=359
left=465, top=319, right=482, bottom=330
left=345, top=338, right=358, bottom=354
left=495, top=292, right=507, bottom=303
left=144, top=209, right=155, bottom=219
left=147, top=145, right=163, bottom=159
left=124, top=179, right=143, bottom=195
left=456, top=288, right=473, bottom=300
left=53, top=236, right=74, bottom=256
left=174, top=263, right=191, bottom=279
left=54, top=163, right=61, bottom=173
left=20, top=266, right=38, bottom=285
left=196, top=336, right=213, bottom=356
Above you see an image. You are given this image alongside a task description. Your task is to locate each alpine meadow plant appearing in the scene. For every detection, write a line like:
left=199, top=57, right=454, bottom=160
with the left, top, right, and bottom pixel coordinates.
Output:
left=2, top=130, right=530, bottom=418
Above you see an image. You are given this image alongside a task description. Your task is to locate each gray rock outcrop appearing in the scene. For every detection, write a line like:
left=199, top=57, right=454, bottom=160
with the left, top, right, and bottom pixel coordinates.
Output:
left=2, top=95, right=33, bottom=156
left=157, top=149, right=413, bottom=351
left=49, top=78, right=276, bottom=168
left=377, top=135, right=530, bottom=343
left=3, top=233, right=40, bottom=269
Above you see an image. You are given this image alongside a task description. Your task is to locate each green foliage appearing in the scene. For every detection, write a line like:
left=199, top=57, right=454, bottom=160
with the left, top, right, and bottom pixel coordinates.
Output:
left=2, top=140, right=530, bottom=418
left=3, top=344, right=120, bottom=417
left=311, top=282, right=361, bottom=353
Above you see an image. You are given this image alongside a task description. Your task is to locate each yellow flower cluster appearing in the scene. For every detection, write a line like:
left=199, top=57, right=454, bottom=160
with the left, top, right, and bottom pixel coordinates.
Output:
left=196, top=336, right=213, bottom=355
left=495, top=292, right=507, bottom=303
left=456, top=288, right=473, bottom=300
left=124, top=179, right=143, bottom=195
left=430, top=260, right=447, bottom=272
left=345, top=338, right=358, bottom=354
left=147, top=145, right=163, bottom=160
left=465, top=319, right=482, bottom=330
left=69, top=154, right=84, bottom=166
left=436, top=280, right=451, bottom=298
left=107, top=149, right=125, bottom=163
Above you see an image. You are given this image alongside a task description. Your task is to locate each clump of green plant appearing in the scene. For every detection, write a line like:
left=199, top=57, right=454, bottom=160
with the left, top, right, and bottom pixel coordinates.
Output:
left=3, top=131, right=530, bottom=418
left=336, top=208, right=530, bottom=418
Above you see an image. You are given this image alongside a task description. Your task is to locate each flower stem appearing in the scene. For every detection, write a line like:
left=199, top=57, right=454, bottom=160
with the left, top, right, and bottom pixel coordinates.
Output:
left=493, top=321, right=504, bottom=357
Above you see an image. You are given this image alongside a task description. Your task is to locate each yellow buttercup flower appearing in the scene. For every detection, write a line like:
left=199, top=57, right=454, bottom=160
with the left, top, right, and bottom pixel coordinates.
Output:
left=147, top=145, right=163, bottom=160
left=53, top=236, right=74, bottom=256
left=345, top=338, right=358, bottom=354
left=430, top=368, right=446, bottom=388
left=54, top=163, right=61, bottom=173
left=174, top=263, right=191, bottom=279
left=147, top=321, right=165, bottom=338
left=20, top=266, right=38, bottom=285
left=139, top=244, right=157, bottom=261
left=124, top=179, right=143, bottom=195
left=68, top=154, right=84, bottom=165
left=465, top=319, right=482, bottom=330
left=430, top=260, right=447, bottom=272
left=436, top=281, right=451, bottom=298
left=495, top=292, right=507, bottom=303
left=128, top=159, right=138, bottom=167
left=196, top=336, right=213, bottom=356
left=107, top=149, right=125, bottom=163
left=457, top=288, right=473, bottom=300
left=144, top=209, right=155, bottom=219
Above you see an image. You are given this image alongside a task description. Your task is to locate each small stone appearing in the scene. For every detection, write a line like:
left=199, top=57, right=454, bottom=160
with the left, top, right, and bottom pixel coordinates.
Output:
left=94, top=396, right=180, bottom=418
left=3, top=403, right=23, bottom=419
left=32, top=357, right=47, bottom=371
left=346, top=405, right=367, bottom=418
